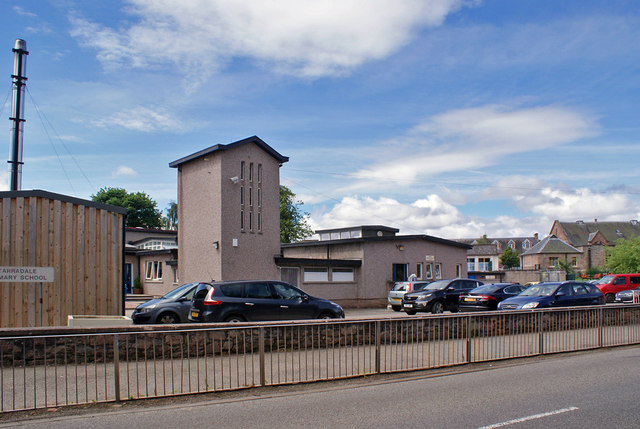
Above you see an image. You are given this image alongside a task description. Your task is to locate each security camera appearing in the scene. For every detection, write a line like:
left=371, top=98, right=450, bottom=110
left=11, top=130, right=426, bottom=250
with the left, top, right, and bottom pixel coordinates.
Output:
left=229, top=176, right=239, bottom=184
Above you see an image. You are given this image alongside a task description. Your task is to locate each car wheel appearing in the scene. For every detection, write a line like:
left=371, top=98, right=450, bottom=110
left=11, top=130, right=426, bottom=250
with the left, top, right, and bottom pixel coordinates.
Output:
left=605, top=293, right=615, bottom=303
left=391, top=306, right=401, bottom=312
left=318, top=312, right=336, bottom=319
left=404, top=310, right=416, bottom=315
left=224, top=315, right=245, bottom=323
left=157, top=312, right=179, bottom=324
left=431, top=301, right=444, bottom=314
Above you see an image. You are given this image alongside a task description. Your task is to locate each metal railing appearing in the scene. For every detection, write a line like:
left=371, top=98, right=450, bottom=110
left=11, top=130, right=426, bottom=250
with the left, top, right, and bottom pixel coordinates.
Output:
left=2, top=305, right=640, bottom=412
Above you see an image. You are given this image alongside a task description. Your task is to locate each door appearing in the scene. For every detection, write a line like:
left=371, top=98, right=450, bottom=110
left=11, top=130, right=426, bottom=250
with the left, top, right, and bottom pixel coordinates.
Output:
left=124, top=263, right=132, bottom=293
left=281, top=267, right=300, bottom=287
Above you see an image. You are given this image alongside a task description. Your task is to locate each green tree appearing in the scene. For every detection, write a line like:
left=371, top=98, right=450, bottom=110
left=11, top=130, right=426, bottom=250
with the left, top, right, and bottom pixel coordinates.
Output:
left=161, top=201, right=178, bottom=230
left=605, top=237, right=640, bottom=273
left=92, top=187, right=162, bottom=228
left=280, top=185, right=313, bottom=243
left=556, top=259, right=575, bottom=280
left=499, top=247, right=520, bottom=269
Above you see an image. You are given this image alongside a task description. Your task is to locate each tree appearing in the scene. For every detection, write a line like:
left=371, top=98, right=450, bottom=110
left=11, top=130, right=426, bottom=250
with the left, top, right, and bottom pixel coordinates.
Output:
left=605, top=237, right=640, bottom=273
left=499, top=247, right=520, bottom=269
left=92, top=187, right=162, bottom=228
left=280, top=185, right=313, bottom=243
left=161, top=201, right=178, bottom=230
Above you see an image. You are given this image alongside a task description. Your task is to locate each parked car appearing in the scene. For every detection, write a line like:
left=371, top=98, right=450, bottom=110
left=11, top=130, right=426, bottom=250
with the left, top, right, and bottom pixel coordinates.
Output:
left=498, top=281, right=604, bottom=310
left=594, top=274, right=640, bottom=303
left=131, top=282, right=199, bottom=324
left=388, top=280, right=431, bottom=312
left=189, top=280, right=345, bottom=323
left=458, top=283, right=528, bottom=312
left=615, top=285, right=640, bottom=303
left=402, top=278, right=484, bottom=315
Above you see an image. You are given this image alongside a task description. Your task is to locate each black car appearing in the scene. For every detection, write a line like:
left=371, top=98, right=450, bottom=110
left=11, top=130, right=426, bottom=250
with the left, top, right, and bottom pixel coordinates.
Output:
left=498, top=281, right=605, bottom=310
left=189, top=280, right=345, bottom=323
left=131, top=282, right=199, bottom=324
left=458, top=283, right=528, bottom=312
left=402, top=278, right=484, bottom=314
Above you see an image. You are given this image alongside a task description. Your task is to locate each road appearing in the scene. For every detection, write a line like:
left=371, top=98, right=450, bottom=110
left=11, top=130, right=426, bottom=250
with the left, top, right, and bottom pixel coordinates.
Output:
left=2, top=346, right=638, bottom=428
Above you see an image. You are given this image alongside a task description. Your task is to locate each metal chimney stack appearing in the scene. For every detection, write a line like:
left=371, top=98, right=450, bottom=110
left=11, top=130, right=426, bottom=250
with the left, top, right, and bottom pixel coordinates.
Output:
left=8, top=39, right=28, bottom=191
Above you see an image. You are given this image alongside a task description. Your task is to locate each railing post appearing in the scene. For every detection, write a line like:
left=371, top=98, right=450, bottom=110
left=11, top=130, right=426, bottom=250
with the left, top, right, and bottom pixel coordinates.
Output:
left=375, top=320, right=381, bottom=374
left=259, top=327, right=266, bottom=387
left=113, top=334, right=121, bottom=402
left=598, top=306, right=603, bottom=348
left=466, top=315, right=472, bottom=364
left=538, top=311, right=544, bottom=355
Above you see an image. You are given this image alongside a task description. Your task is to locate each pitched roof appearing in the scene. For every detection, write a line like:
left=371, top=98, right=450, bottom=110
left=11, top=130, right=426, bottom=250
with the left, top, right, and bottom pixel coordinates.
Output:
left=169, top=135, right=289, bottom=168
left=521, top=235, right=582, bottom=255
left=553, top=220, right=640, bottom=246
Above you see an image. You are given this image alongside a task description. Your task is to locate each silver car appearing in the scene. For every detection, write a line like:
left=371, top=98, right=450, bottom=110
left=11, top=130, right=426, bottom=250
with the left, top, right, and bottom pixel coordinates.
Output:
left=388, top=280, right=431, bottom=311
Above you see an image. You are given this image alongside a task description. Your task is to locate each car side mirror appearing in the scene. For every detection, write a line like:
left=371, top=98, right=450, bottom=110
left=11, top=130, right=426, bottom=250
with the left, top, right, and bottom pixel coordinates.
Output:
left=556, top=291, right=566, bottom=297
left=302, top=295, right=310, bottom=302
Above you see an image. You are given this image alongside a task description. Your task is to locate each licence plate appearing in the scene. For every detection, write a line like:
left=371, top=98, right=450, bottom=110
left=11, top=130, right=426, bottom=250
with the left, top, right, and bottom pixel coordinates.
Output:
left=191, top=311, right=199, bottom=318
left=403, top=303, right=412, bottom=308
left=464, top=297, right=476, bottom=302
left=391, top=298, right=401, bottom=302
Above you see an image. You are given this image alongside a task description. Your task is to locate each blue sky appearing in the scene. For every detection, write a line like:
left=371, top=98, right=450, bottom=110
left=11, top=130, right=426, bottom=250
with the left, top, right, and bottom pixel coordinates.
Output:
left=2, top=0, right=640, bottom=239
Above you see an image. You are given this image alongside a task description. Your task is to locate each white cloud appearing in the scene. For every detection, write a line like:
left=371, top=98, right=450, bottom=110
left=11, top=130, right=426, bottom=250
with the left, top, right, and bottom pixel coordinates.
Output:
left=113, top=166, right=137, bottom=176
left=92, top=106, right=185, bottom=132
left=70, top=0, right=472, bottom=89
left=13, top=6, right=37, bottom=18
left=0, top=172, right=9, bottom=192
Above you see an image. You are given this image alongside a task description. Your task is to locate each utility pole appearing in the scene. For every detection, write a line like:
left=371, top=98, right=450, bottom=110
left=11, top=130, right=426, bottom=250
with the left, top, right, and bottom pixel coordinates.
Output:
left=8, top=39, right=28, bottom=191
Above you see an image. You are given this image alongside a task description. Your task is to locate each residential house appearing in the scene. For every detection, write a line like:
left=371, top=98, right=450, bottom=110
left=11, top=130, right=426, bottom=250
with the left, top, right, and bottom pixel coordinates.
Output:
left=550, top=220, right=640, bottom=273
left=520, top=234, right=581, bottom=276
left=124, top=227, right=178, bottom=296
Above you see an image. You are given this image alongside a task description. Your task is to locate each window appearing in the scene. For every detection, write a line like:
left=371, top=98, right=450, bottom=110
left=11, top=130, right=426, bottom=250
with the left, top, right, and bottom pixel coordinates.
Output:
left=435, top=264, right=442, bottom=279
left=304, top=268, right=329, bottom=282
left=257, top=188, right=262, bottom=207
left=240, top=161, right=245, bottom=180
left=249, top=188, right=253, bottom=206
left=257, top=164, right=262, bottom=183
left=478, top=258, right=491, bottom=271
left=467, top=258, right=475, bottom=271
left=549, top=257, right=559, bottom=267
left=249, top=163, right=253, bottom=182
left=240, top=210, right=244, bottom=230
left=508, top=240, right=516, bottom=250
left=145, top=261, right=162, bottom=280
left=523, top=240, right=530, bottom=249
left=613, top=276, right=626, bottom=285
left=416, top=263, right=423, bottom=280
left=456, top=264, right=462, bottom=278
left=571, top=257, right=577, bottom=267
left=332, top=268, right=354, bottom=282
left=240, top=186, right=244, bottom=205
left=392, top=264, right=408, bottom=282
left=425, top=263, right=433, bottom=279
left=244, top=282, right=272, bottom=298
left=257, top=212, right=262, bottom=232
left=249, top=211, right=253, bottom=231
left=273, top=282, right=302, bottom=300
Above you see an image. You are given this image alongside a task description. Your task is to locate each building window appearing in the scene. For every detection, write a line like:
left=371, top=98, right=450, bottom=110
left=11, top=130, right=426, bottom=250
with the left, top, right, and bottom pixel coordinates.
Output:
left=240, top=210, right=244, bottom=230
left=249, top=211, right=253, bottom=231
left=478, top=258, right=492, bottom=271
left=304, top=268, right=329, bottom=282
left=173, top=266, right=179, bottom=283
left=549, top=257, right=559, bottom=267
left=416, top=263, right=423, bottom=280
left=240, top=186, right=244, bottom=205
left=257, top=188, right=262, bottom=207
left=257, top=212, right=262, bottom=232
left=145, top=261, right=162, bottom=280
left=425, top=263, right=433, bottom=279
left=249, top=163, right=253, bottom=182
left=571, top=257, right=577, bottom=267
left=332, top=268, right=354, bottom=282
left=523, top=240, right=530, bottom=249
left=467, top=258, right=475, bottom=271
left=240, top=161, right=245, bottom=180
left=456, top=264, right=462, bottom=278
left=257, top=164, right=262, bottom=183
left=508, top=240, right=516, bottom=250
left=249, top=188, right=253, bottom=206
left=435, top=263, right=442, bottom=279
left=392, top=264, right=408, bottom=282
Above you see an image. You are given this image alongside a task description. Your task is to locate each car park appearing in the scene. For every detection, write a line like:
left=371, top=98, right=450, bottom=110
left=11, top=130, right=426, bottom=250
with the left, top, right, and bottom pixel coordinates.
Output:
left=615, top=285, right=640, bottom=303
left=189, top=280, right=345, bottom=323
left=131, top=282, right=199, bottom=324
left=594, top=273, right=640, bottom=303
left=387, top=280, right=431, bottom=312
left=402, top=278, right=484, bottom=315
left=458, top=283, right=528, bottom=312
left=498, top=281, right=604, bottom=310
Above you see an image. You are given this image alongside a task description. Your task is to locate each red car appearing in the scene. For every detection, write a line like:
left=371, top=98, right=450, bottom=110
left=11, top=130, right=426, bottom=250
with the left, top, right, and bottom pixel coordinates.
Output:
left=594, top=274, right=640, bottom=303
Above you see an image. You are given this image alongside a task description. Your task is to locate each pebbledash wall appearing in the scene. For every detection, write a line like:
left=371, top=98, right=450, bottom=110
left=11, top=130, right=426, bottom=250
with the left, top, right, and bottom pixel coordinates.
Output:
left=0, top=190, right=126, bottom=328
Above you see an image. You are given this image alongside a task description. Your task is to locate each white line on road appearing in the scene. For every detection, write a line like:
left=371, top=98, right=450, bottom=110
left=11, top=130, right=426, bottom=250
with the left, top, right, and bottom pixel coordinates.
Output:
left=477, top=407, right=579, bottom=429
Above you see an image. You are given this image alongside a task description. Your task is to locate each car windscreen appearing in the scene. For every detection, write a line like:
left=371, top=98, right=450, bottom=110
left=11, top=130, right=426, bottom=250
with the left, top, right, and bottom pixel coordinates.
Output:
left=468, top=284, right=500, bottom=294
left=162, top=282, right=196, bottom=299
left=596, top=275, right=614, bottom=284
left=519, top=284, right=558, bottom=297
left=392, top=282, right=409, bottom=291
left=421, top=280, right=450, bottom=291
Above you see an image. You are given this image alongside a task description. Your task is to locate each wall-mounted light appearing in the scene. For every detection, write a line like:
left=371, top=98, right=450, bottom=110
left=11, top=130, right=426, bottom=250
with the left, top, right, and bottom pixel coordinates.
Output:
left=213, top=241, right=219, bottom=249
left=396, top=244, right=404, bottom=251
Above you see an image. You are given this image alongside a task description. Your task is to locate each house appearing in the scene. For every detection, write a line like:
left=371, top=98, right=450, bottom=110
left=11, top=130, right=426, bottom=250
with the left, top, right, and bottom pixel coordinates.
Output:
left=124, top=227, right=178, bottom=296
left=520, top=234, right=581, bottom=273
left=550, top=220, right=640, bottom=273
left=169, top=136, right=288, bottom=283
left=458, top=235, right=539, bottom=282
left=278, top=225, right=471, bottom=307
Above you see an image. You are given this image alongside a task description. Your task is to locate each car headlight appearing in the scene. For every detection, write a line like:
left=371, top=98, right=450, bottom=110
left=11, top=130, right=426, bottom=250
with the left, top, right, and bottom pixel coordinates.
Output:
left=416, top=294, right=432, bottom=302
left=138, top=305, right=156, bottom=312
left=522, top=302, right=539, bottom=309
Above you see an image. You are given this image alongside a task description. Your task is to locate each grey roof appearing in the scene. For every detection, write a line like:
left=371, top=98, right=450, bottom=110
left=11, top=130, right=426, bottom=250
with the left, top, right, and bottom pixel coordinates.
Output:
left=553, top=220, right=640, bottom=246
left=282, top=234, right=471, bottom=250
left=521, top=235, right=582, bottom=255
left=457, top=236, right=538, bottom=255
left=169, top=135, right=289, bottom=167
left=0, top=189, right=128, bottom=215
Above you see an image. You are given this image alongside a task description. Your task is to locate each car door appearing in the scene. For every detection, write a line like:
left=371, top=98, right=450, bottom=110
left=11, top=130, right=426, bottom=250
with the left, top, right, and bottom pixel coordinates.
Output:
left=444, top=280, right=463, bottom=309
left=241, top=282, right=280, bottom=321
left=271, top=282, right=316, bottom=320
left=175, top=284, right=197, bottom=322
left=552, top=284, right=575, bottom=307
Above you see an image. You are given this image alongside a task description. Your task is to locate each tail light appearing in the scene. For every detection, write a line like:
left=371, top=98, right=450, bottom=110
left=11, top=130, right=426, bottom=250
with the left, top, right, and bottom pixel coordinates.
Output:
left=204, top=287, right=222, bottom=305
left=476, top=295, right=497, bottom=301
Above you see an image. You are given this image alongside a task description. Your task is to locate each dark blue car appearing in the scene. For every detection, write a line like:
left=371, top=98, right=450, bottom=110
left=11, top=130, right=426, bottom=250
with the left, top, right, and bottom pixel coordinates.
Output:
left=498, top=281, right=605, bottom=310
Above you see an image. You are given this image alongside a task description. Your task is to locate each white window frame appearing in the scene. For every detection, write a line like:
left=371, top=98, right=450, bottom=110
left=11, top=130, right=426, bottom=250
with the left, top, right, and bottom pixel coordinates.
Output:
left=331, top=268, right=354, bottom=282
left=145, top=261, right=162, bottom=281
left=435, top=263, right=442, bottom=279
left=304, top=268, right=329, bottom=282
left=425, top=263, right=433, bottom=279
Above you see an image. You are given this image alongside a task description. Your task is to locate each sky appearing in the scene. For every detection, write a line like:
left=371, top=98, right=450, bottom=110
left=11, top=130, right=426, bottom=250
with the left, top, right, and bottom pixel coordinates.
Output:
left=1, top=0, right=640, bottom=240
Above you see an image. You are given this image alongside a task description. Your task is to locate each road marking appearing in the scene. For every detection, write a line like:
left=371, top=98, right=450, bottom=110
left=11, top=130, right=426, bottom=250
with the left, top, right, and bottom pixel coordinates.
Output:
left=477, top=407, right=579, bottom=429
